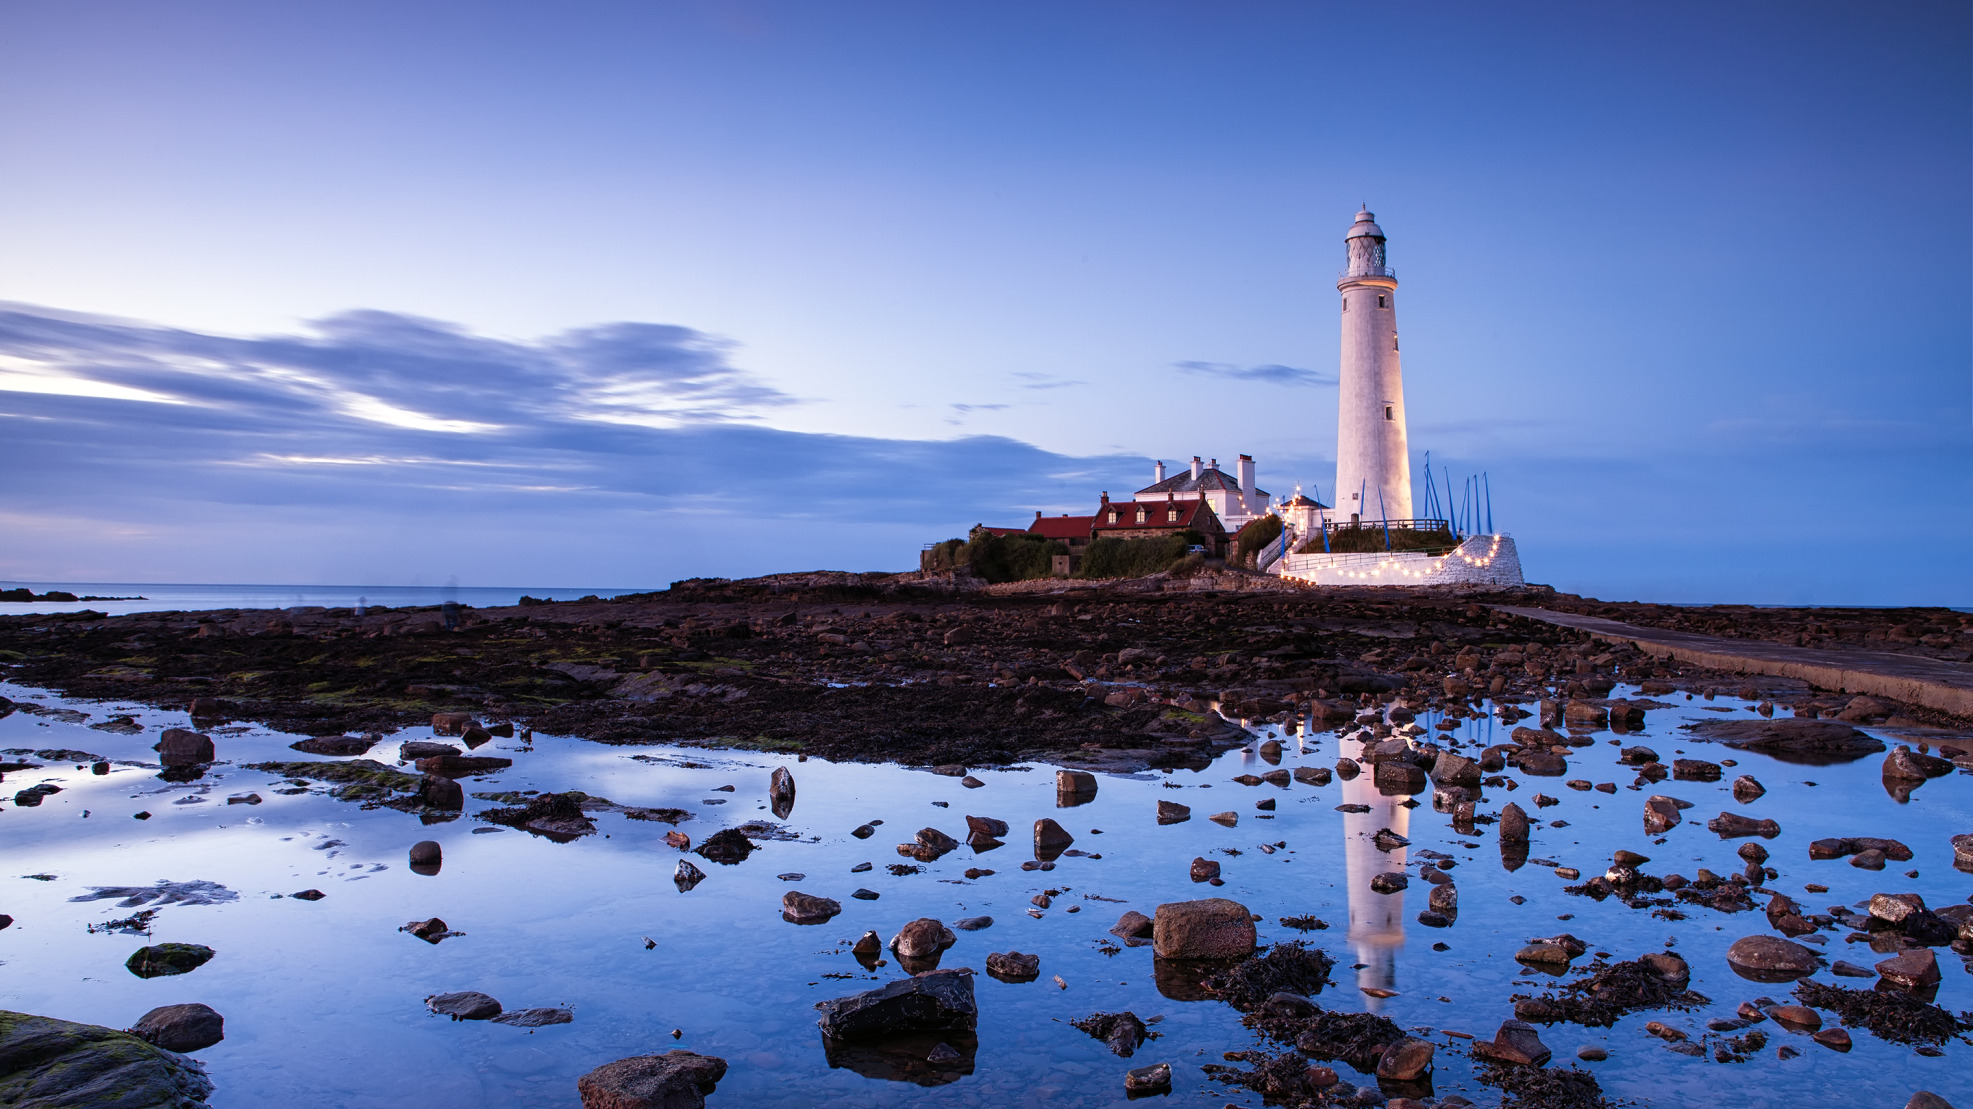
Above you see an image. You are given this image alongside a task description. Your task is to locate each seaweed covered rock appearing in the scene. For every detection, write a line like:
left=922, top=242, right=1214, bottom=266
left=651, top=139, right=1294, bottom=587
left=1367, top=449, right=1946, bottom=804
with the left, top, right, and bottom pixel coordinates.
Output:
left=480, top=792, right=594, bottom=838
left=693, top=827, right=755, bottom=865
left=0, top=1009, right=215, bottom=1108
left=1199, top=942, right=1335, bottom=1010
left=125, top=944, right=215, bottom=980
left=1511, top=953, right=1706, bottom=1027
left=1240, top=1000, right=1404, bottom=1074
left=1794, top=980, right=1973, bottom=1047
left=1476, top=1061, right=1612, bottom=1109
left=815, top=968, right=976, bottom=1041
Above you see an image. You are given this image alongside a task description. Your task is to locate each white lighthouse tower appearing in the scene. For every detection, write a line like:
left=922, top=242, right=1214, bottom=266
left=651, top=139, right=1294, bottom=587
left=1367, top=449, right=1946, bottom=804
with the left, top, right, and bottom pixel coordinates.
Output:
left=1334, top=208, right=1413, bottom=525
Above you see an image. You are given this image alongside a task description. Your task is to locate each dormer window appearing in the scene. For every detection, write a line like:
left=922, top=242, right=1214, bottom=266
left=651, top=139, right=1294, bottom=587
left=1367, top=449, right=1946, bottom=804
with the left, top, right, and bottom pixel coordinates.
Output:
left=1107, top=510, right=1118, bottom=524
left=1135, top=508, right=1147, bottom=524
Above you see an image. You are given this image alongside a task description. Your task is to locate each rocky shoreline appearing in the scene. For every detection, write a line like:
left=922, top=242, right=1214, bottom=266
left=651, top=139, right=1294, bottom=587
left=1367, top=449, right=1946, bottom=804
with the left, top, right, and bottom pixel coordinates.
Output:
left=2, top=571, right=1965, bottom=769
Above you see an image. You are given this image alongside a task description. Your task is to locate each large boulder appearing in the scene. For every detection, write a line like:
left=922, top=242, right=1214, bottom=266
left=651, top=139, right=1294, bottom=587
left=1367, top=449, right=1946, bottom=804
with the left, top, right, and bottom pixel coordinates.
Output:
left=1430, top=751, right=1481, bottom=787
left=577, top=1050, right=728, bottom=1109
left=1884, top=746, right=1954, bottom=781
left=0, top=1009, right=215, bottom=1107
left=130, top=1004, right=224, bottom=1053
left=154, top=729, right=214, bottom=767
left=1498, top=802, right=1530, bottom=843
left=815, top=968, right=977, bottom=1041
left=1151, top=898, right=1257, bottom=960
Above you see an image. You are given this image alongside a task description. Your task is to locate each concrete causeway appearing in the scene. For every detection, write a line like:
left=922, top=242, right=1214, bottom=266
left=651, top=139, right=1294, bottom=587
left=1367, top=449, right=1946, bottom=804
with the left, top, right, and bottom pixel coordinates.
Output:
left=1494, top=605, right=1973, bottom=718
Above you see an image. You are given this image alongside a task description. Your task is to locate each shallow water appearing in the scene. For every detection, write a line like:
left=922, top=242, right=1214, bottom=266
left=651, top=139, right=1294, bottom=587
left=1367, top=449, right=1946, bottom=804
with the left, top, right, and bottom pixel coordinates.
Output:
left=1, top=682, right=1968, bottom=1107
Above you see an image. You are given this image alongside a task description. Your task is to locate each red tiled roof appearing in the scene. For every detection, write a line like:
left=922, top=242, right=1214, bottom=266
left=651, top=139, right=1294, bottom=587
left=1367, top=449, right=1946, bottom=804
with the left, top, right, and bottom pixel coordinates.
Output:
left=1027, top=515, right=1094, bottom=540
left=1093, top=498, right=1218, bottom=532
left=973, top=525, right=1028, bottom=537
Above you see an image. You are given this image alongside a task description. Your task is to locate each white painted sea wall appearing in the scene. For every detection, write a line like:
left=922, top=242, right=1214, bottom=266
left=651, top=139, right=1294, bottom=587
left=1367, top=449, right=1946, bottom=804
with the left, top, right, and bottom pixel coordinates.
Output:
left=1274, top=534, right=1524, bottom=588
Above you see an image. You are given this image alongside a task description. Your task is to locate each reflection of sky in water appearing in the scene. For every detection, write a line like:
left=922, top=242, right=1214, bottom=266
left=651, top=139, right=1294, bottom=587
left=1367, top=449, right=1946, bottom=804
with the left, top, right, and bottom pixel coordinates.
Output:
left=1, top=681, right=1968, bottom=1107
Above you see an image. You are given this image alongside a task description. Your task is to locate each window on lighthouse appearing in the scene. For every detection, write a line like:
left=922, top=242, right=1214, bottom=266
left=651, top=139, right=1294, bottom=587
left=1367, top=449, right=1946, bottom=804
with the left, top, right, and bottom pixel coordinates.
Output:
left=1377, top=295, right=1386, bottom=308
left=1384, top=405, right=1394, bottom=420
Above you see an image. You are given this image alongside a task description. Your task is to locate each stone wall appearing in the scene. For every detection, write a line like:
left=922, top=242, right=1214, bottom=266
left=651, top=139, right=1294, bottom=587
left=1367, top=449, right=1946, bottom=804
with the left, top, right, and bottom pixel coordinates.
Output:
left=1273, top=534, right=1523, bottom=589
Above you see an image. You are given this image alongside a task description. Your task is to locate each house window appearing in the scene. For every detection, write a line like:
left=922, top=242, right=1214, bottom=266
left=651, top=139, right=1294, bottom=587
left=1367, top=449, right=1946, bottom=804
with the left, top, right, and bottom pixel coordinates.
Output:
left=1135, top=508, right=1147, bottom=523
left=1107, top=511, right=1118, bottom=524
left=1377, top=295, right=1386, bottom=308
left=1384, top=405, right=1394, bottom=420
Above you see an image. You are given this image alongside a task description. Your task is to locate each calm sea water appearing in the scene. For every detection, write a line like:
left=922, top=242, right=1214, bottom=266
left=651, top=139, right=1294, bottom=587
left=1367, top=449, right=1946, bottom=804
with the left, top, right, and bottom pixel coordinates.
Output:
left=0, top=583, right=646, bottom=617
left=0, top=683, right=1966, bottom=1107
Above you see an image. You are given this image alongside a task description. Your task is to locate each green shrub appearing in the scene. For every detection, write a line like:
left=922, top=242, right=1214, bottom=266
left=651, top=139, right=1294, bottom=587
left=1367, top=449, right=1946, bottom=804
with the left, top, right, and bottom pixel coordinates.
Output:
left=1077, top=535, right=1191, bottom=579
left=921, top=538, right=969, bottom=572
left=964, top=532, right=1065, bottom=583
left=1232, top=514, right=1284, bottom=568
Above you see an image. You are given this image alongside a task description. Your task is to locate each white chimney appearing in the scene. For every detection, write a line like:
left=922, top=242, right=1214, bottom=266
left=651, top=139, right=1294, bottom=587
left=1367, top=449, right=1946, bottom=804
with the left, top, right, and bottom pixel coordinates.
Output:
left=1238, top=454, right=1256, bottom=508
left=1190, top=456, right=1202, bottom=480
left=1154, top=460, right=1165, bottom=482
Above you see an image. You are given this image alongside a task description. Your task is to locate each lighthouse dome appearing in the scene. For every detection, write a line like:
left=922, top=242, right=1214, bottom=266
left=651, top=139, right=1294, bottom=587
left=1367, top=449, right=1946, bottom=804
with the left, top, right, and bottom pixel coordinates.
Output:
left=1346, top=209, right=1385, bottom=240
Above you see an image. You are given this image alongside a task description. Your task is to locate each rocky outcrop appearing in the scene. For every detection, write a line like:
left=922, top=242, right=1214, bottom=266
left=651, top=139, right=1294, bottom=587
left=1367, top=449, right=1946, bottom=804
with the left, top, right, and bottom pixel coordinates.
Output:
left=1681, top=718, right=1885, bottom=763
left=154, top=729, right=214, bottom=767
left=0, top=1009, right=214, bottom=1107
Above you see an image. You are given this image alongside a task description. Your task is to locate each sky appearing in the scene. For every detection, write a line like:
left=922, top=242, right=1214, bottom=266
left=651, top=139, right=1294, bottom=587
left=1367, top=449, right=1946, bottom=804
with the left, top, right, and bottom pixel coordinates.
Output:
left=0, top=1, right=1967, bottom=604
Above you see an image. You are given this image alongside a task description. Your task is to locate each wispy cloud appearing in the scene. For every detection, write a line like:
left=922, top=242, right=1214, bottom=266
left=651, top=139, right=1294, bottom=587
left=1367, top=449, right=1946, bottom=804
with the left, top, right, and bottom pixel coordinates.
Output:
left=1011, top=372, right=1086, bottom=391
left=1173, top=360, right=1337, bottom=387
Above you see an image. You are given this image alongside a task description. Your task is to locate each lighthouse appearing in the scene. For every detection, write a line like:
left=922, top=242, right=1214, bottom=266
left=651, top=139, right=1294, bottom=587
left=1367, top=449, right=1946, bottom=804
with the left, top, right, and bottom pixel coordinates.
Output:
left=1334, top=208, right=1412, bottom=525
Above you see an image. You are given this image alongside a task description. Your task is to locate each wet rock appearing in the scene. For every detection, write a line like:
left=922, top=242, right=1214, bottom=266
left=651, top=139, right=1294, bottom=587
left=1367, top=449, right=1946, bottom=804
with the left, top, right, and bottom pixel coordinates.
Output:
left=427, top=991, right=502, bottom=1020
left=1884, top=745, right=1954, bottom=781
left=1111, top=911, right=1154, bottom=940
left=1190, top=857, right=1221, bottom=882
left=1682, top=718, right=1884, bottom=761
left=960, top=776, right=984, bottom=788
left=0, top=1009, right=215, bottom=1106
left=1810, top=1027, right=1851, bottom=1051
left=850, top=824, right=876, bottom=840
left=1672, top=759, right=1721, bottom=782
left=1707, top=812, right=1780, bottom=839
left=1876, top=948, right=1941, bottom=991
left=1156, top=800, right=1190, bottom=824
left=1810, top=836, right=1913, bottom=862
left=416, top=774, right=464, bottom=811
left=1906, top=1096, right=1958, bottom=1109
left=1869, top=892, right=1925, bottom=926
left=1335, top=758, right=1360, bottom=779
left=403, top=917, right=452, bottom=943
left=399, top=741, right=459, bottom=760
left=1608, top=700, right=1646, bottom=730
left=1369, top=872, right=1408, bottom=894
left=1732, top=775, right=1766, bottom=802
left=1123, top=1062, right=1171, bottom=1095
left=125, top=943, right=215, bottom=979
left=1619, top=745, right=1659, bottom=765
left=1726, top=935, right=1819, bottom=981
left=409, top=840, right=442, bottom=868
left=131, top=1002, right=225, bottom=1053
left=672, top=859, right=706, bottom=891
left=1499, top=802, right=1529, bottom=843
left=851, top=888, right=879, bottom=900
left=1954, top=834, right=1973, bottom=872
left=1375, top=1036, right=1434, bottom=1081
left=1208, top=811, right=1238, bottom=827
left=1795, top=980, right=1973, bottom=1047
left=816, top=968, right=977, bottom=1040
left=1071, top=1010, right=1149, bottom=1057
left=415, top=754, right=513, bottom=777
left=781, top=891, right=841, bottom=925
left=694, top=828, right=755, bottom=865
left=1033, top=818, right=1075, bottom=856
left=985, top=951, right=1040, bottom=982
left=1374, top=760, right=1428, bottom=793
left=1475, top=1019, right=1551, bottom=1066
left=494, top=1007, right=573, bottom=1027
left=964, top=815, right=1009, bottom=843
left=664, top=831, right=690, bottom=851
left=155, top=728, right=214, bottom=767
left=1516, top=943, right=1573, bottom=967
left=891, top=918, right=957, bottom=959
left=900, top=827, right=959, bottom=861
left=1261, top=768, right=1292, bottom=787
left=953, top=915, right=991, bottom=931
left=577, top=1050, right=727, bottom=1109
left=431, top=712, right=476, bottom=736
left=769, top=766, right=796, bottom=818
left=290, top=735, right=374, bottom=756
left=1056, top=770, right=1098, bottom=794
left=1292, top=766, right=1330, bottom=786
left=290, top=889, right=325, bottom=900
left=1152, top=898, right=1258, bottom=960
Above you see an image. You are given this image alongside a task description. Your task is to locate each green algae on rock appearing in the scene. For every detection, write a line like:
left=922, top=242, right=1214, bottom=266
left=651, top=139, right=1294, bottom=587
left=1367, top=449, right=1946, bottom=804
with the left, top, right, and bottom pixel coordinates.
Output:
left=0, top=1009, right=214, bottom=1108
left=125, top=943, right=215, bottom=979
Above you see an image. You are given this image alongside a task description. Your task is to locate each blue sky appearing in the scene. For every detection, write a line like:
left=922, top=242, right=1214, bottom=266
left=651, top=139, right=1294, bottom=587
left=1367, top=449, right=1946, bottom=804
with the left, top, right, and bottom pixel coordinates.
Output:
left=0, top=1, right=1966, bottom=602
